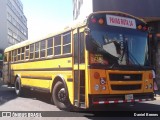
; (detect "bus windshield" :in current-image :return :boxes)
[90,29,148,66]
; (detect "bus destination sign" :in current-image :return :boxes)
[106,15,136,29]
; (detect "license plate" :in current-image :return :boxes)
[125,94,133,100]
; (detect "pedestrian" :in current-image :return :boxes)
[152,70,158,96]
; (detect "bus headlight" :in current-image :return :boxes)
[94,84,99,91]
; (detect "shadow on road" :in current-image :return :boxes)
[21,89,52,104]
[0,80,17,106]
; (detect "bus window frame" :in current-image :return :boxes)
[54,35,62,56]
[47,37,54,57]
[30,44,35,60]
[25,45,30,60]
[40,40,46,58]
[35,42,40,59]
[62,32,71,54]
[17,48,21,61]
[21,47,25,61]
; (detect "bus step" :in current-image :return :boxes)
[80,102,85,108]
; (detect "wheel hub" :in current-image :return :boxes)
[58,88,66,102]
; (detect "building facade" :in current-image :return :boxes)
[0,0,28,76]
[73,0,160,87]
[0,0,28,50]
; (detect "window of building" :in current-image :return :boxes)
[47,37,53,56]
[8,29,12,36]
[40,40,46,58]
[54,35,61,56]
[62,32,71,54]
[35,42,40,58]
[7,13,12,22]
[12,18,16,26]
[8,0,12,8]
[13,32,17,39]
[30,44,34,59]
[8,35,13,44]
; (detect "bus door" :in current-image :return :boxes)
[3,52,11,85]
[73,28,86,108]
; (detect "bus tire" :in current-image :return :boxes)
[52,81,71,110]
[14,77,23,96]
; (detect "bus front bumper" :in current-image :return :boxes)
[89,93,154,105]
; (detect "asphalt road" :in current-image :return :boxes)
[0,79,160,120]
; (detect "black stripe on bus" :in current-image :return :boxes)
[21,76,52,80]
[12,67,72,71]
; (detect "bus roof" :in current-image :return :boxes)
[4,11,146,53]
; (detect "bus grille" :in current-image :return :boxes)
[111,84,141,90]
[109,74,142,81]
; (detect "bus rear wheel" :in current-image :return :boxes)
[15,77,23,96]
[52,81,71,110]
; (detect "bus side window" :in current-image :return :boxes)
[54,35,61,56]
[13,50,17,62]
[47,37,53,56]
[40,40,46,58]
[25,46,29,60]
[63,32,71,54]
[21,47,25,60]
[35,42,40,59]
[17,48,21,61]
[30,44,34,59]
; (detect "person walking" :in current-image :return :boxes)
[152,70,158,96]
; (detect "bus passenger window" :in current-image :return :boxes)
[17,48,21,61]
[63,33,71,54]
[21,47,24,60]
[47,37,53,56]
[30,44,34,59]
[54,35,61,56]
[35,42,40,58]
[25,46,29,59]
[14,50,17,61]
[40,40,46,58]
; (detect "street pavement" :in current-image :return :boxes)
[0,78,160,120]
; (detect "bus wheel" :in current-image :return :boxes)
[14,77,22,96]
[52,81,71,110]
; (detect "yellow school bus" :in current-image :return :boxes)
[3,11,154,110]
